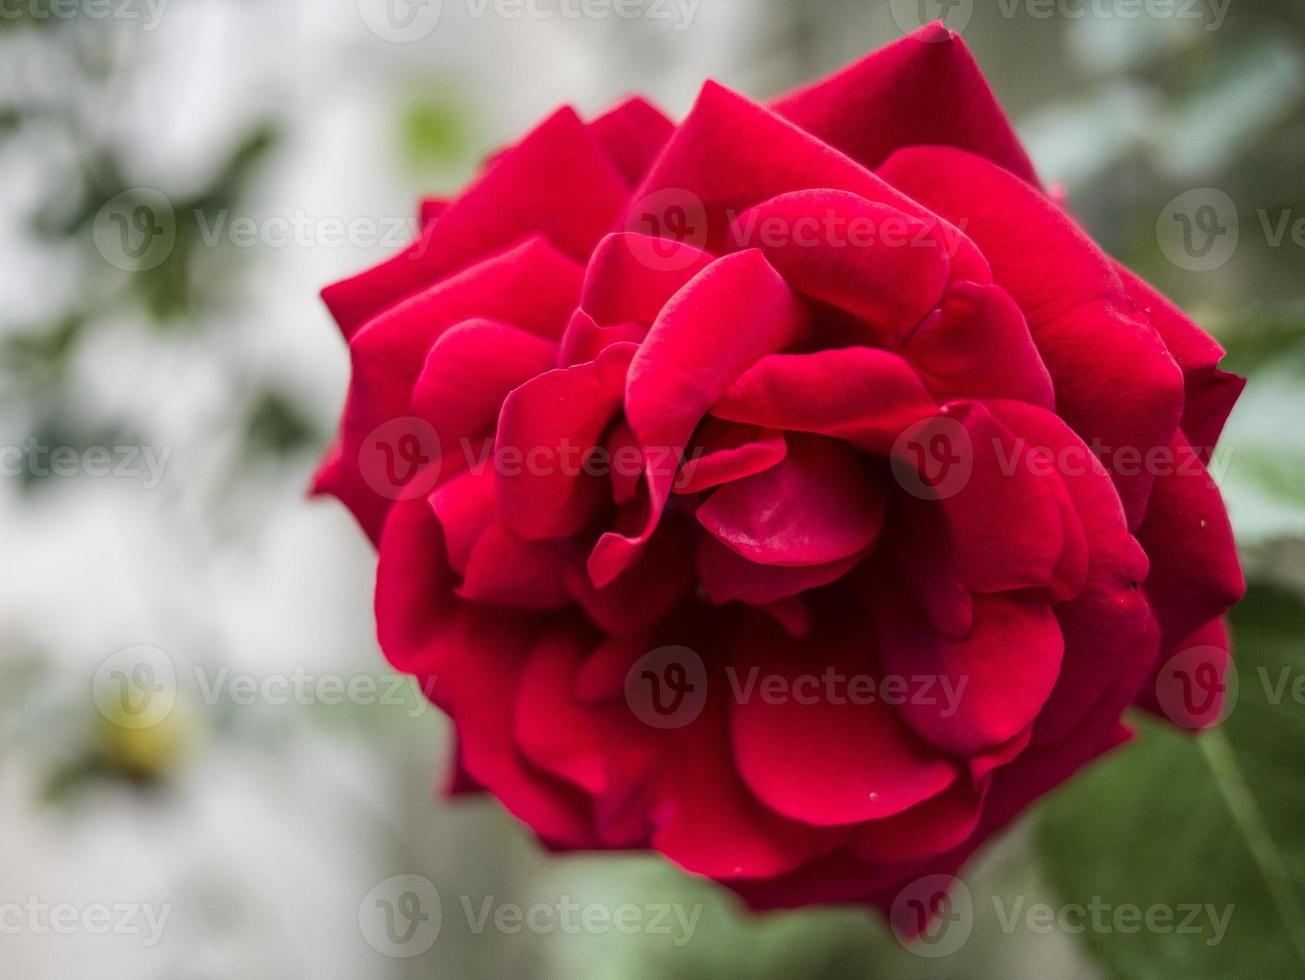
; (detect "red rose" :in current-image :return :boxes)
[314,24,1245,920]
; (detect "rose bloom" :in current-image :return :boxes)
[314,24,1244,925]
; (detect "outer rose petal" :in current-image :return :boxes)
[588,96,676,187]
[410,318,557,450]
[1136,432,1245,650]
[982,399,1158,745]
[729,619,959,826]
[1116,265,1246,459]
[771,23,1039,185]
[880,146,1185,528]
[627,79,987,280]
[437,613,597,847]
[874,585,1065,756]
[375,482,458,675]
[321,107,627,335]
[320,238,582,542]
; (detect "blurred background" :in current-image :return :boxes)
[1,1,1303,977]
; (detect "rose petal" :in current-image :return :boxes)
[697,435,885,566]
[729,620,958,825]
[772,23,1039,184]
[712,347,936,454]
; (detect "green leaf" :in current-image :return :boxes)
[1037,584,1305,978]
